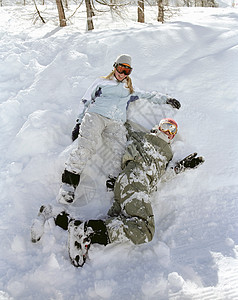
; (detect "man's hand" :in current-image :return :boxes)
[174,153,205,174]
[166,98,181,109]
[106,175,117,191]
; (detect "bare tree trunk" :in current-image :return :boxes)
[157,0,164,23]
[208,0,217,7]
[63,0,68,9]
[183,0,190,7]
[33,0,46,23]
[194,0,198,7]
[85,0,94,31]
[56,0,66,27]
[89,0,95,16]
[138,0,145,23]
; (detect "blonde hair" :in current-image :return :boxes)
[103,70,134,94]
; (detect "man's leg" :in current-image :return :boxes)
[68,219,110,267]
[106,163,155,245]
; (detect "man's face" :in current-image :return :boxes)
[160,129,175,140]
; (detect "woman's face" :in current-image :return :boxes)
[114,68,128,82]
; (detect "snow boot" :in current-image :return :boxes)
[57,183,76,204]
[57,170,80,205]
[68,219,110,267]
[68,220,92,267]
[31,204,54,243]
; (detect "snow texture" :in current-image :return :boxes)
[0,1,238,299]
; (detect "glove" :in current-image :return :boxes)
[166,98,181,109]
[106,175,117,191]
[71,120,81,141]
[174,153,205,174]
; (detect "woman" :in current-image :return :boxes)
[58,54,181,205]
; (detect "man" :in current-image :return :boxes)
[31,118,204,267]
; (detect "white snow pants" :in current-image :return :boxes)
[65,112,127,176]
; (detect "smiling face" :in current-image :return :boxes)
[114,68,128,82]
[113,63,132,82]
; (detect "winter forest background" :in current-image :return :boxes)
[1,0,238,299]
[0,0,231,28]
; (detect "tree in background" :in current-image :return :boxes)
[192,0,217,6]
[85,0,130,30]
[56,0,67,26]
[33,0,46,23]
[157,0,164,23]
[63,0,69,9]
[138,0,145,23]
[183,0,192,6]
[4,0,219,28]
[85,0,94,30]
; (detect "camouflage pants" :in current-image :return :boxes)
[106,161,155,245]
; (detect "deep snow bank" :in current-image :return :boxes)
[0,5,238,300]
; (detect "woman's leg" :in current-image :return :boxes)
[66,113,106,174]
[58,113,106,204]
[102,121,127,177]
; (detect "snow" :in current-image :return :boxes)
[0,2,238,299]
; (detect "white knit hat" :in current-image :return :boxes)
[115,54,132,67]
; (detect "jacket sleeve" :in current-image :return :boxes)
[77,78,102,123]
[77,100,90,123]
[121,124,145,169]
[121,143,139,169]
[133,87,171,105]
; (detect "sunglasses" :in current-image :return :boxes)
[114,63,132,76]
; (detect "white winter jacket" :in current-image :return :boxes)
[77,77,170,123]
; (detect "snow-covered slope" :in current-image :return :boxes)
[0,4,238,300]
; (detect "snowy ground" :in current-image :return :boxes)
[0,2,238,300]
